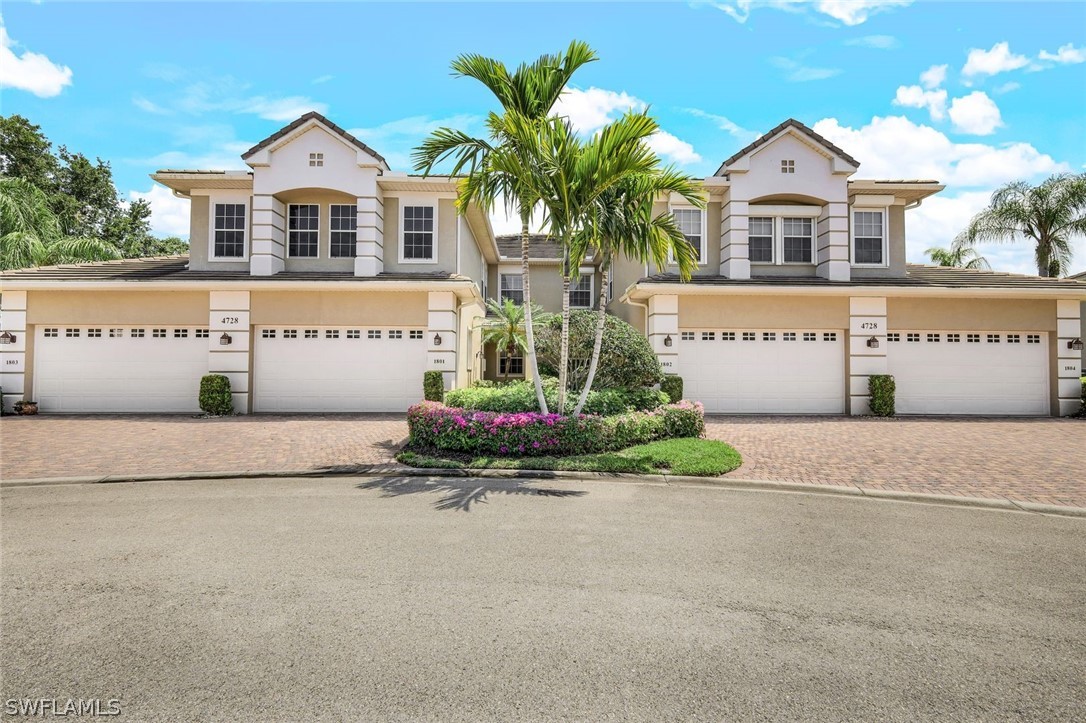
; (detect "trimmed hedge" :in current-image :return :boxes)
[660,375,683,405]
[423,371,445,402]
[406,400,705,457]
[444,379,668,415]
[868,374,896,417]
[199,374,233,416]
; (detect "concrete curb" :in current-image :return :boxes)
[3,466,1084,518]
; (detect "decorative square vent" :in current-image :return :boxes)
[781,159,795,174]
[309,152,324,167]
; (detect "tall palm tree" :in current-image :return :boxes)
[0,176,120,270]
[569,170,702,414]
[479,298,545,381]
[413,41,598,413]
[956,173,1086,277]
[925,240,991,270]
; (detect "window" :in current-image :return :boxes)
[803,332,817,342]
[907,333,920,343]
[570,275,592,308]
[131,329,144,338]
[330,204,357,258]
[853,210,885,265]
[88,328,102,338]
[409,330,424,340]
[195,329,209,339]
[673,208,703,263]
[153,329,166,338]
[262,329,276,339]
[308,152,323,167]
[782,218,813,264]
[701,332,715,341]
[288,204,319,258]
[1027,334,1040,344]
[367,330,381,339]
[44,328,58,337]
[174,329,188,338]
[1007,334,1020,344]
[749,217,774,263]
[213,203,246,258]
[681,331,695,341]
[283,329,298,339]
[389,330,403,340]
[783,332,796,342]
[500,273,524,305]
[304,329,318,339]
[823,332,837,342]
[967,334,980,343]
[325,330,339,339]
[927,333,940,343]
[987,334,1000,343]
[947,333,960,343]
[347,329,361,339]
[763,332,776,341]
[722,332,736,341]
[401,204,435,261]
[109,328,123,338]
[781,160,795,174]
[499,355,525,376]
[888,333,900,343]
[742,332,756,341]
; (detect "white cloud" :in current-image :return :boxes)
[647,131,703,165]
[552,87,644,133]
[0,18,73,97]
[893,85,947,120]
[1037,43,1086,65]
[844,34,899,49]
[682,108,759,144]
[948,91,1003,135]
[140,74,327,122]
[770,56,842,82]
[994,81,1020,94]
[710,0,911,25]
[350,114,481,144]
[240,96,328,122]
[962,41,1029,77]
[312,74,334,84]
[130,185,191,239]
[919,64,947,89]
[133,95,170,115]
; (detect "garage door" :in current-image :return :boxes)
[34,326,209,413]
[887,331,1049,415]
[253,326,427,412]
[681,329,845,413]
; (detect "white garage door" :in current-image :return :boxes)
[887,331,1049,415]
[34,326,209,413]
[681,329,846,414]
[253,326,427,412]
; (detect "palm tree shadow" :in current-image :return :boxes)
[355,476,587,512]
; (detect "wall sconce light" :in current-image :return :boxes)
[663,334,673,347]
[0,331,14,345]
[219,333,232,346]
[1070,338,1084,351]
[433,333,443,346]
[866,336,880,349]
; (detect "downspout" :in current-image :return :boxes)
[456,216,462,276]
[905,198,923,211]
[626,298,650,336]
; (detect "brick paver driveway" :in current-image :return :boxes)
[2,414,1084,508]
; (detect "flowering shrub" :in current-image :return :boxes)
[444,379,668,415]
[406,400,705,457]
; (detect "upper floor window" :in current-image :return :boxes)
[749,217,774,263]
[500,273,524,305]
[212,203,246,259]
[309,152,324,167]
[781,160,795,174]
[570,275,593,308]
[288,204,319,258]
[672,208,704,263]
[401,204,436,261]
[329,204,357,258]
[782,217,813,264]
[853,210,885,266]
[749,212,817,265]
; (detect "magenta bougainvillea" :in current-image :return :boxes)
[407,400,704,456]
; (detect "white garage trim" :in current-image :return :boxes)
[33,325,210,413]
[887,330,1049,415]
[253,325,427,412]
[680,328,846,414]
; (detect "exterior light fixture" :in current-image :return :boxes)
[663,334,673,347]
[866,336,880,349]
[219,333,232,346]
[1070,338,1084,351]
[433,333,443,346]
[0,331,14,345]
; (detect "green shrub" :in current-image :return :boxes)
[423,371,445,402]
[868,374,896,417]
[198,374,233,416]
[660,375,683,403]
[535,310,663,390]
[445,378,668,415]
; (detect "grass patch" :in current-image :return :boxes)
[397,438,742,477]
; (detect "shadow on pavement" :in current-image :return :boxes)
[355,476,587,512]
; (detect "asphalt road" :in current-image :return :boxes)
[2,476,1084,722]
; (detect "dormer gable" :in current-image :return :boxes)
[242,112,389,170]
[716,118,859,177]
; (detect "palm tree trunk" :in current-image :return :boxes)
[557,247,572,414]
[572,262,609,415]
[519,214,548,413]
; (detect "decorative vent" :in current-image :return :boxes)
[308,152,324,167]
[781,159,795,174]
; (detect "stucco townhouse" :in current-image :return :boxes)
[1,113,1083,416]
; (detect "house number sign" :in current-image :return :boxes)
[220,316,241,326]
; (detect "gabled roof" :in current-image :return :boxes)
[495,234,563,260]
[715,118,860,176]
[241,111,388,166]
[1069,270,1086,280]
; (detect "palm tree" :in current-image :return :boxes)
[925,240,991,270]
[0,176,120,270]
[479,298,545,381]
[569,170,702,414]
[956,173,1086,277]
[413,41,598,413]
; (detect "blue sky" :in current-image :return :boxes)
[2,0,1085,274]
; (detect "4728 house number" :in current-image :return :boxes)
[220,317,240,325]
[859,322,880,330]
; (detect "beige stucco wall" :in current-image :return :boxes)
[887,297,1055,331]
[678,295,850,329]
[26,291,210,324]
[459,218,487,295]
[250,290,428,326]
[187,196,210,270]
[381,197,458,274]
[188,193,252,274]
[278,189,360,273]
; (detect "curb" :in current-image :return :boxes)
[3,466,1084,518]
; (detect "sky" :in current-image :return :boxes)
[2,0,1085,275]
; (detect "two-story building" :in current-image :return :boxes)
[1,113,1083,416]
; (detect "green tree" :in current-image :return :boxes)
[480,298,546,381]
[413,41,598,414]
[957,173,1086,277]
[0,115,59,192]
[925,240,990,270]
